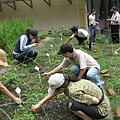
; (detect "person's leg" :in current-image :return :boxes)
[13,52,27,63]
[93,26,96,43]
[111,25,116,43]
[113,25,119,43]
[89,39,92,50]
[71,65,87,79]
[0,82,22,104]
[89,26,94,43]
[75,36,84,44]
[86,67,101,86]
[67,98,104,120]
[72,110,93,120]
[31,50,38,60]
[21,49,38,63]
[26,49,38,60]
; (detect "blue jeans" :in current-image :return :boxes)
[71,65,101,86]
[89,25,96,43]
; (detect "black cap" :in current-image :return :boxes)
[110,6,117,11]
[29,29,38,39]
[57,44,73,55]
[71,26,78,32]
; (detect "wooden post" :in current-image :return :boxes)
[79,0,86,29]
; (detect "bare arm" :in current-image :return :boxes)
[31,92,58,112]
[107,19,119,23]
[77,68,86,79]
[65,37,72,44]
[91,97,99,104]
[116,47,120,52]
[87,34,90,40]
[42,65,62,77]
[0,82,22,104]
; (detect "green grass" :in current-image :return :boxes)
[0,21,120,119]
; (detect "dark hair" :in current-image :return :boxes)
[25,29,30,35]
[24,29,31,42]
[89,8,96,16]
[91,8,96,13]
[57,43,73,55]
[71,26,78,32]
[56,76,78,90]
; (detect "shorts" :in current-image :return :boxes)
[67,98,106,119]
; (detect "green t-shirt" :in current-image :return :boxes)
[64,79,110,116]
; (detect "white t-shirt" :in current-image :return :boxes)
[111,11,120,25]
[89,14,96,25]
[70,29,89,38]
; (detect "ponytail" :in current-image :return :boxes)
[25,29,30,35]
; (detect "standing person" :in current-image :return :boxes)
[32,73,110,120]
[107,6,120,43]
[88,9,99,45]
[65,26,92,50]
[0,49,22,104]
[13,29,39,66]
[42,43,101,87]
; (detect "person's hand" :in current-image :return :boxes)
[32,43,38,47]
[13,97,22,104]
[42,72,50,77]
[96,22,99,25]
[31,103,41,112]
[35,39,40,43]
[107,19,112,21]
[114,51,118,55]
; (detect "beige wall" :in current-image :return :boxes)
[0,0,83,32]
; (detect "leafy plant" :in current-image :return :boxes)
[0,14,33,57]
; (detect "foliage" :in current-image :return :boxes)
[0,15,33,56]
[0,27,120,119]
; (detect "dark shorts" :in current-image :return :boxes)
[67,98,106,119]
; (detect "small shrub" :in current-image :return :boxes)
[0,15,33,57]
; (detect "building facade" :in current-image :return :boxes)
[0,0,119,32]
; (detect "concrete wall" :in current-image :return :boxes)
[0,0,81,32]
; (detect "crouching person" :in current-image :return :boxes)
[31,73,110,120]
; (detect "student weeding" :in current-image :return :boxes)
[13,29,39,66]
[42,43,101,87]
[32,73,110,120]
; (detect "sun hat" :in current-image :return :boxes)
[0,49,9,67]
[29,29,38,39]
[48,73,65,94]
[57,43,73,55]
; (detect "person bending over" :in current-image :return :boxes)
[65,26,92,50]
[42,43,101,87]
[13,29,40,66]
[32,73,110,120]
